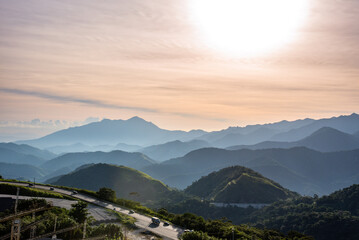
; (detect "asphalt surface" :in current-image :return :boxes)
[0,181,183,240]
[0,194,117,222]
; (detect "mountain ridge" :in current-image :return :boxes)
[17,117,207,148]
[42,150,156,174]
[141,147,359,195]
[227,127,359,152]
[139,139,211,162]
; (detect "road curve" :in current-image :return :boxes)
[0,181,183,240]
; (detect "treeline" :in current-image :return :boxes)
[156,185,359,240]
[94,188,312,239]
[246,185,359,240]
[163,210,312,240]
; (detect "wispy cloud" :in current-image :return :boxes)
[0,0,358,132]
[0,88,158,113]
[0,88,227,122]
[0,117,100,129]
[0,117,101,142]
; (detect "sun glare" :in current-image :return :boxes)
[189,0,309,58]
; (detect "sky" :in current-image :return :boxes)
[0,0,358,141]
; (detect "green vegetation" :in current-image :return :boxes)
[3,178,358,239]
[69,201,89,223]
[245,184,359,240]
[52,163,174,205]
[0,198,122,239]
[110,210,137,229]
[105,197,312,239]
[173,213,312,240]
[97,187,116,202]
[162,185,359,240]
[164,198,256,224]
[185,166,299,203]
[181,231,218,240]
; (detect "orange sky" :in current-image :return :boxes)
[0,0,358,140]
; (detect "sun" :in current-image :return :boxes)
[189,0,309,58]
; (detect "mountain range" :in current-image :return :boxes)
[45,142,142,155]
[0,142,55,166]
[0,162,45,180]
[141,147,359,196]
[14,113,359,153]
[139,139,211,162]
[199,113,359,147]
[269,113,359,142]
[227,127,359,152]
[0,142,56,160]
[17,116,206,149]
[41,150,155,174]
[1,113,358,198]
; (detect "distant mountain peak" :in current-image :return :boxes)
[307,126,348,137]
[127,116,147,122]
[100,118,111,122]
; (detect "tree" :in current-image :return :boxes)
[97,187,116,202]
[69,201,89,223]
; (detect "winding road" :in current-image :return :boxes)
[0,181,183,240]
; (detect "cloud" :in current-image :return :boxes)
[0,88,157,113]
[0,117,101,142]
[0,117,100,129]
[0,88,227,122]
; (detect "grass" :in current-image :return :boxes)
[107,209,137,229]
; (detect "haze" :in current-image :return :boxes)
[0,0,358,140]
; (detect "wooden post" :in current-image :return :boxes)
[30,212,36,238]
[14,187,19,214]
[10,219,21,240]
[83,219,87,239]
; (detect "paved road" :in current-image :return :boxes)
[0,181,183,240]
[0,194,117,222]
[0,194,77,209]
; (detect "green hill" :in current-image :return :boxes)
[52,163,172,205]
[185,166,299,203]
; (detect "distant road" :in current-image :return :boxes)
[0,181,182,240]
